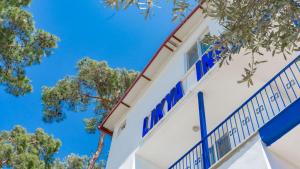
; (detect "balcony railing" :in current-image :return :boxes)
[169,55,300,169]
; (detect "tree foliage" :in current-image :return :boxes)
[0,0,58,96]
[53,154,106,169]
[0,125,61,169]
[203,0,300,86]
[103,0,300,86]
[42,57,138,133]
[0,126,105,169]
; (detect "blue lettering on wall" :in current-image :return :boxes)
[142,117,149,136]
[142,81,184,137]
[196,48,223,81]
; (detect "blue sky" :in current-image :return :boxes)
[0,0,180,161]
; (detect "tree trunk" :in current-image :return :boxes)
[1,160,7,168]
[88,132,106,169]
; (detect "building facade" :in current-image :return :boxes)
[99,4,300,169]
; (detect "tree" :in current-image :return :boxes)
[103,0,300,86]
[0,125,61,169]
[87,133,105,169]
[0,125,105,169]
[42,57,138,168]
[0,0,58,96]
[53,154,106,169]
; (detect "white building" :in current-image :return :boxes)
[99,4,300,169]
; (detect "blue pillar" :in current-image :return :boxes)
[197,92,210,169]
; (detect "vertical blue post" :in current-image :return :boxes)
[197,92,210,169]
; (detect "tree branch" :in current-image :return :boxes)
[81,93,112,111]
[81,94,111,103]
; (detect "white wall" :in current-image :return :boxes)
[216,134,300,169]
[106,11,300,169]
[216,135,270,169]
[116,151,135,169]
[135,155,162,169]
[265,148,299,169]
[106,17,220,169]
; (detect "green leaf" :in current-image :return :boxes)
[41,57,138,132]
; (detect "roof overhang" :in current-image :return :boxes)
[98,2,206,135]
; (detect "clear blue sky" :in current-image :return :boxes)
[0,0,180,161]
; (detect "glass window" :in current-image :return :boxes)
[197,33,211,57]
[185,33,211,71]
[216,132,231,159]
[186,43,199,70]
[209,145,216,165]
[208,132,231,164]
[199,42,210,56]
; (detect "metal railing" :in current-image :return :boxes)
[169,55,300,169]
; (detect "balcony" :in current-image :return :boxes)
[168,55,300,169]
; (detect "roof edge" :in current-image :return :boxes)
[99,2,205,135]
[99,126,113,136]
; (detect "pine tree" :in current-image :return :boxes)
[42,57,138,168]
[0,0,58,96]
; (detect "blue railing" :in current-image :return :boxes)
[169,56,300,169]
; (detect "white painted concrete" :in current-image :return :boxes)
[214,135,270,169]
[135,155,162,169]
[105,7,300,169]
[106,15,218,169]
[118,152,135,169]
[136,93,200,168]
[265,150,299,169]
[210,134,300,169]
[268,125,300,168]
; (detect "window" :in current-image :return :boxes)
[186,43,199,70]
[199,41,210,56]
[208,132,231,164]
[209,145,216,165]
[185,33,211,71]
[216,132,231,159]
